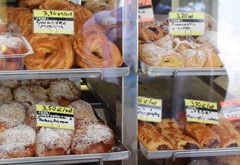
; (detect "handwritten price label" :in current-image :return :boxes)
[220,99,240,121]
[36,104,75,130]
[185,99,219,124]
[169,12,205,36]
[138,0,154,22]
[33,10,74,35]
[137,96,162,122]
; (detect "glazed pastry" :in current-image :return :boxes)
[13,85,48,107]
[39,0,93,33]
[0,87,13,103]
[138,122,173,151]
[0,102,26,132]
[25,102,59,131]
[154,34,175,49]
[139,44,184,67]
[84,0,110,13]
[139,21,165,42]
[185,123,220,148]
[73,30,123,68]
[71,123,114,154]
[155,119,200,150]
[0,125,36,159]
[209,119,240,148]
[25,34,74,70]
[48,79,81,106]
[19,0,44,8]
[36,127,74,156]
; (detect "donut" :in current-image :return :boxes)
[19,0,44,8]
[0,125,36,159]
[71,123,114,154]
[48,79,81,106]
[13,85,48,108]
[0,87,13,103]
[24,34,74,70]
[39,0,93,33]
[0,102,26,132]
[25,102,59,131]
[139,21,165,42]
[73,30,123,68]
[36,127,74,156]
[69,100,98,129]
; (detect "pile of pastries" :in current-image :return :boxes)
[0,79,115,159]
[138,19,223,68]
[3,0,123,69]
[138,117,240,151]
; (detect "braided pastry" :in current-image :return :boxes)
[19,0,44,9]
[73,30,123,68]
[39,0,93,33]
[24,34,74,70]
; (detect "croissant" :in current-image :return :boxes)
[25,34,74,70]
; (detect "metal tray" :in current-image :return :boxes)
[0,65,130,80]
[140,143,240,160]
[0,142,129,165]
[140,62,228,77]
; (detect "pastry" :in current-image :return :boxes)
[39,0,93,33]
[0,125,36,159]
[94,10,116,30]
[138,122,173,151]
[71,123,114,154]
[139,21,165,42]
[215,156,240,165]
[36,127,74,156]
[30,79,57,89]
[0,102,26,132]
[180,48,207,67]
[84,0,110,13]
[19,0,44,8]
[154,34,175,49]
[155,119,200,150]
[185,123,220,148]
[73,30,123,68]
[13,85,48,108]
[139,44,184,67]
[48,79,81,106]
[25,102,59,131]
[25,34,74,70]
[231,120,240,132]
[0,87,13,103]
[0,80,21,89]
[209,119,240,148]
[69,100,98,129]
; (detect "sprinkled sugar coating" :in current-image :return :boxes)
[0,87,13,102]
[2,37,24,48]
[0,102,26,130]
[48,79,81,106]
[71,124,114,154]
[0,125,36,159]
[36,127,74,156]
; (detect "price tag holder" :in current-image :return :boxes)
[169,12,205,36]
[185,99,219,124]
[36,104,75,130]
[33,10,74,35]
[137,96,162,122]
[138,0,154,22]
[220,99,240,121]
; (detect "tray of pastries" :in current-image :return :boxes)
[138,14,228,76]
[0,0,129,78]
[0,78,129,164]
[138,116,240,159]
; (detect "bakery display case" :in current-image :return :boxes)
[0,0,138,164]
[138,0,240,164]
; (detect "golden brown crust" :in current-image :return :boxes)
[19,0,44,9]
[209,119,240,148]
[138,122,173,151]
[25,34,74,70]
[185,123,220,148]
[73,29,123,68]
[139,21,165,42]
[155,119,200,150]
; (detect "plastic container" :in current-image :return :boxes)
[0,33,33,70]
